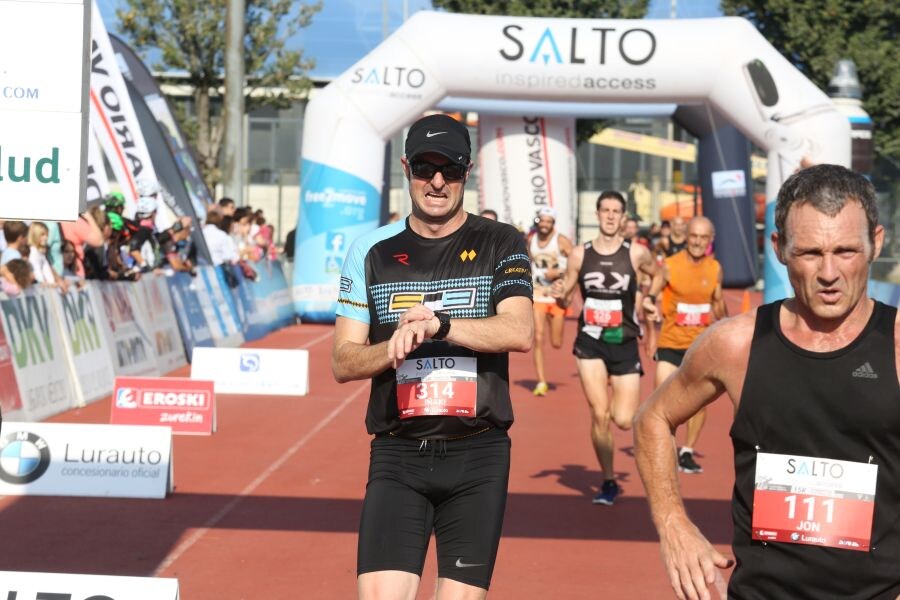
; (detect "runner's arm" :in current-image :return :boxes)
[553,244,583,307]
[712,267,727,319]
[636,244,663,321]
[332,316,392,383]
[634,322,741,600]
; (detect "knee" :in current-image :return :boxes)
[613,415,634,431]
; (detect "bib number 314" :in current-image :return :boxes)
[396,356,477,418]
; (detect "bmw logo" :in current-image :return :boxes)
[0,431,51,484]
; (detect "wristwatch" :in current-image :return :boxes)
[432,311,451,340]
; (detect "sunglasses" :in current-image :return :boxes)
[409,160,468,181]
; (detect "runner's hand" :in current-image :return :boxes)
[643,296,660,322]
[388,319,431,367]
[397,304,434,328]
[659,517,733,600]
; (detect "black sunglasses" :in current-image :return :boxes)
[409,160,468,181]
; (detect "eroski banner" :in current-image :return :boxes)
[0,421,173,499]
[0,571,179,600]
[0,0,90,220]
[478,114,576,236]
[89,0,157,213]
[297,13,852,319]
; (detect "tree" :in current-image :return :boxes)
[432,0,650,142]
[721,0,900,161]
[117,0,321,190]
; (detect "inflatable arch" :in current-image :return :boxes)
[294,13,850,322]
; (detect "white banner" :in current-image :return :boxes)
[0,571,179,600]
[92,282,160,377]
[0,0,90,220]
[478,114,576,236]
[0,289,77,421]
[0,421,173,498]
[131,275,187,374]
[85,129,111,205]
[51,285,115,405]
[191,347,309,396]
[89,0,157,214]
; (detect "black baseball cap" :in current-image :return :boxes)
[405,114,471,165]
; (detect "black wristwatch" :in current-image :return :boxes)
[432,311,451,340]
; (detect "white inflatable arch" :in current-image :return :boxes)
[293,13,850,322]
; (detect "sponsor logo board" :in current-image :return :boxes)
[0,571,178,599]
[0,421,173,499]
[111,376,216,435]
[191,347,309,396]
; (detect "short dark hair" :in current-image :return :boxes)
[775,163,878,250]
[3,220,27,244]
[5,258,33,288]
[596,190,626,211]
[480,209,498,219]
[218,197,235,208]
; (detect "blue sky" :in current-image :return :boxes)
[96,0,722,79]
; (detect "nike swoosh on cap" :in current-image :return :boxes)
[425,131,447,137]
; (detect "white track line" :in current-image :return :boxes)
[155,328,361,575]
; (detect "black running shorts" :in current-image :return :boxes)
[357,428,511,590]
[654,347,687,367]
[572,334,644,376]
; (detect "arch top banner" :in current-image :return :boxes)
[295,13,851,320]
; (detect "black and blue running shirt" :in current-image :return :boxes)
[336,214,533,439]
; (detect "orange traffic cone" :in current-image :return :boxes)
[741,289,751,314]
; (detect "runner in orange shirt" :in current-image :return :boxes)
[646,216,726,473]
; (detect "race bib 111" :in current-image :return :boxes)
[751,452,877,552]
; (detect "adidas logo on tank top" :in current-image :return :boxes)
[852,362,879,379]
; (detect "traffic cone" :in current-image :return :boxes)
[741,289,751,314]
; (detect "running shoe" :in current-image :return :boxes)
[592,480,620,505]
[532,381,549,396]
[678,450,703,474]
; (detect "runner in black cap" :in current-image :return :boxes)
[333,113,534,599]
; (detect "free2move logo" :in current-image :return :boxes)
[0,430,51,484]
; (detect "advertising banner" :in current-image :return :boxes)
[477,114,576,236]
[110,35,212,220]
[195,266,244,348]
[131,275,187,374]
[0,289,77,422]
[88,0,158,214]
[0,0,90,220]
[51,285,115,406]
[164,272,215,361]
[0,306,23,420]
[0,571,179,600]
[250,260,295,331]
[191,347,309,396]
[92,282,160,377]
[85,130,111,207]
[112,376,215,435]
[222,265,271,342]
[0,421,173,498]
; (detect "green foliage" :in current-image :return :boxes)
[117,0,321,188]
[433,0,649,143]
[721,0,900,161]
[432,0,648,18]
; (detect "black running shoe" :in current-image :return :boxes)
[592,480,621,505]
[678,450,703,474]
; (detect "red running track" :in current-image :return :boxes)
[0,290,757,598]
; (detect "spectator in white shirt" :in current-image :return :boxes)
[202,210,238,266]
[27,222,69,292]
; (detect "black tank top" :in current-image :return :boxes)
[730,300,900,599]
[665,235,687,256]
[577,240,639,343]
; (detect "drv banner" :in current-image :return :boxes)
[477,115,576,238]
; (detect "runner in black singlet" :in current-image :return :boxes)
[554,190,660,506]
[332,114,533,600]
[635,164,900,600]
